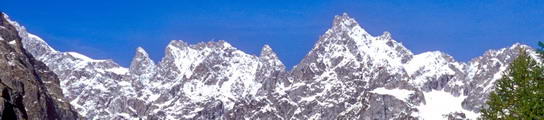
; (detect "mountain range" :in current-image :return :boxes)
[2,12,537,119]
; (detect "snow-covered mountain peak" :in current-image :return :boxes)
[166,40,189,50]
[133,46,152,60]
[472,43,532,63]
[295,13,414,80]
[165,40,234,55]
[136,46,148,54]
[465,43,536,86]
[510,42,529,49]
[405,51,449,74]
[380,31,392,40]
[460,43,537,113]
[160,40,237,76]
[2,13,57,60]
[406,51,458,69]
[318,15,411,70]
[200,40,233,49]
[260,44,279,60]
[259,44,286,71]
[130,46,156,76]
[404,51,464,88]
[260,44,273,54]
[331,13,367,34]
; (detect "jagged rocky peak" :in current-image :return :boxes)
[259,44,285,70]
[1,13,57,61]
[163,40,189,56]
[331,13,368,34]
[470,43,533,64]
[164,40,234,58]
[498,43,532,56]
[167,40,189,48]
[161,40,190,67]
[161,40,235,67]
[317,13,369,45]
[466,43,535,85]
[379,31,392,40]
[260,44,275,57]
[312,13,369,49]
[461,43,535,113]
[199,40,233,49]
[310,13,412,68]
[511,42,531,49]
[130,47,156,75]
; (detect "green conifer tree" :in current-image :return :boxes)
[480,47,544,120]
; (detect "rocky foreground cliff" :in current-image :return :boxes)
[0,13,80,119]
[7,12,537,120]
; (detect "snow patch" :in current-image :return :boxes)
[404,51,461,87]
[416,90,479,120]
[118,81,131,86]
[8,40,16,45]
[106,67,129,75]
[370,87,414,101]
[67,52,94,61]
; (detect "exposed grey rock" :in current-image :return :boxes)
[130,47,156,77]
[13,12,136,119]
[14,12,535,120]
[461,43,534,112]
[0,12,81,119]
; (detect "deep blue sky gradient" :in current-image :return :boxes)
[3,0,544,68]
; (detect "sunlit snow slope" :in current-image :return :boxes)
[9,12,538,120]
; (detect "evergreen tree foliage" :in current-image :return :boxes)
[480,47,544,120]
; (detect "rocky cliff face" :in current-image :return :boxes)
[0,13,80,119]
[15,12,536,120]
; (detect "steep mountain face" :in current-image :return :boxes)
[0,13,80,119]
[15,12,536,120]
[11,14,133,119]
[285,13,419,119]
[462,44,532,113]
[23,35,132,119]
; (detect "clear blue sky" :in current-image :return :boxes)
[3,0,544,68]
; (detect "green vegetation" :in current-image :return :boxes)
[481,43,544,119]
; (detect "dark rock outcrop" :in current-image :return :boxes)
[0,12,80,119]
